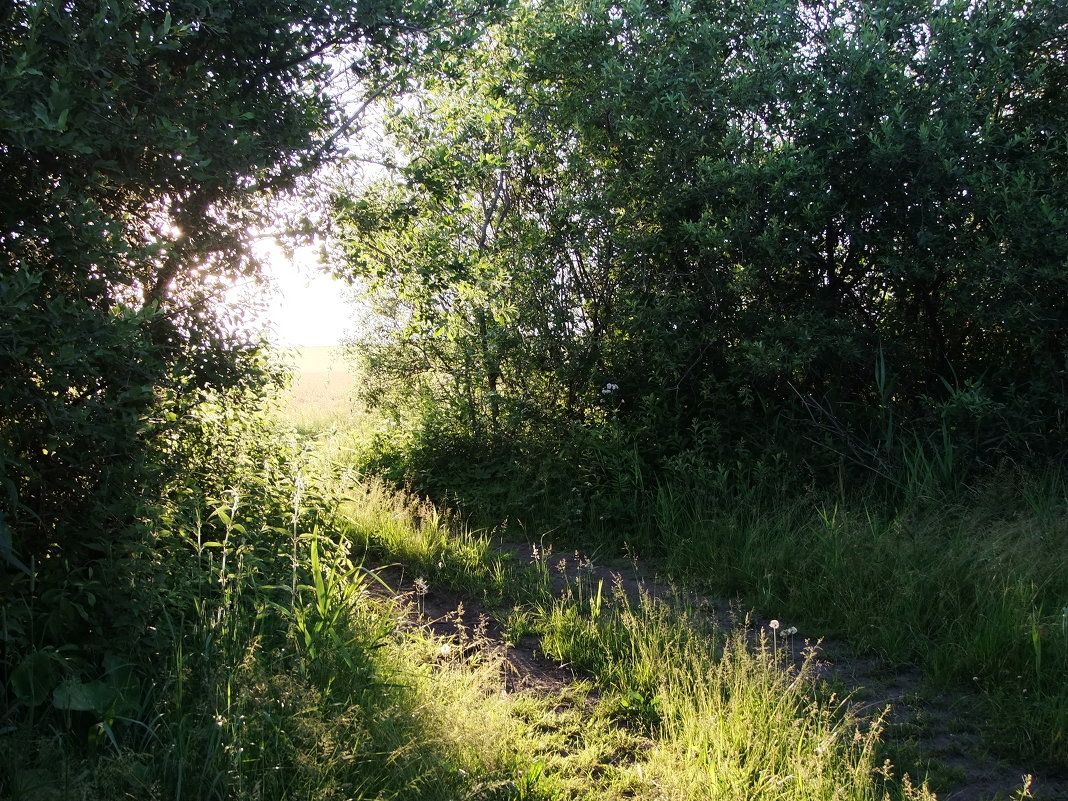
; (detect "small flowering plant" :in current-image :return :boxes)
[412,576,429,613]
[767,619,797,659]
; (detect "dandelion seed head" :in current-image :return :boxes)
[769,619,780,630]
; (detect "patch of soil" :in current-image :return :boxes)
[368,564,578,697]
[365,546,1067,801]
[492,541,1067,801]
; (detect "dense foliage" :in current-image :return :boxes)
[334,2,1068,766]
[0,0,471,563]
[338,0,1068,499]
[3,0,1067,788]
[0,0,491,786]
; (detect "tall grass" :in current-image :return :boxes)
[534,576,929,800]
[556,464,1068,769]
[330,480,949,800]
[91,462,929,801]
[14,347,1042,797]
[133,479,570,801]
[0,438,553,799]
[15,388,1048,798]
[658,479,1067,765]
[350,409,1068,769]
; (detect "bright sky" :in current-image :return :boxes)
[252,239,357,347]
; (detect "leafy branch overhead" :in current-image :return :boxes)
[0,0,495,558]
[336,0,1068,471]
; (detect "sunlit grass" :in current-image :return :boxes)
[329,475,939,801]
[279,346,359,434]
[641,476,1068,767]
[11,411,1049,799]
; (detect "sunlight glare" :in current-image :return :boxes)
[253,239,356,347]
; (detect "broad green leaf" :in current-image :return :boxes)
[53,680,118,714]
[11,650,63,707]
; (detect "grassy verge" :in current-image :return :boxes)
[2,460,936,800]
[353,420,1068,770]
[12,363,1047,800]
[631,474,1068,768]
[282,355,1067,774]
[3,422,941,801]
[333,475,945,800]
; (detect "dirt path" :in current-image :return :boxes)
[373,541,1066,801]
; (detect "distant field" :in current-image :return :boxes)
[280,346,358,433]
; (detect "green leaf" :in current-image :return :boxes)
[11,650,64,707]
[53,680,118,714]
[0,512,30,575]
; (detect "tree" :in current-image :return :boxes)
[0,0,488,560]
[335,5,644,453]
[339,0,1068,480]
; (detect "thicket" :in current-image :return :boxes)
[339,0,1068,488]
[4,0,1067,788]
[0,0,490,792]
[335,0,1068,767]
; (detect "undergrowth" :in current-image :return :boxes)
[1,413,943,801]
[0,417,542,799]
[4,393,1056,799]
[337,416,1068,772]
[332,472,943,800]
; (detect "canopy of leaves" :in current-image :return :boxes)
[0,0,489,559]
[337,0,1068,483]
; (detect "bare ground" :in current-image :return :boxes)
[367,542,1067,801]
